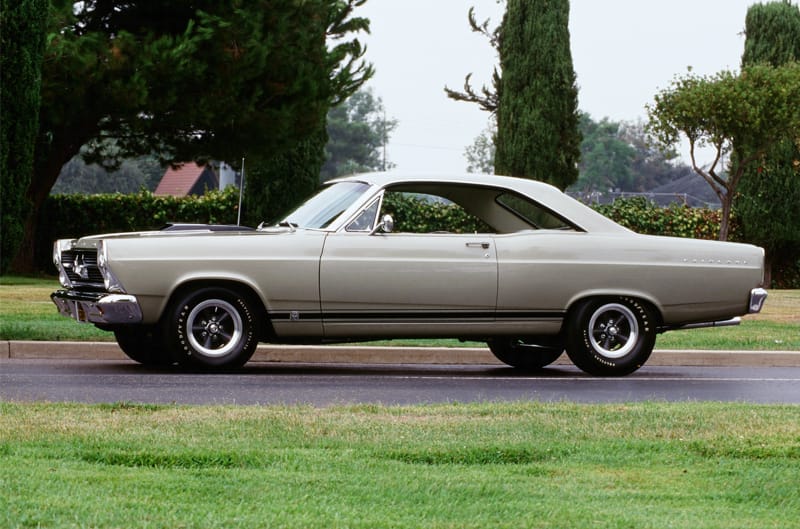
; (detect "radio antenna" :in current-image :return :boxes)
[237,157,245,226]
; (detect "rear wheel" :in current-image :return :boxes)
[565,297,657,376]
[114,326,174,366]
[487,338,564,369]
[165,287,258,369]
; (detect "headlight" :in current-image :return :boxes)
[97,240,126,293]
[53,239,75,288]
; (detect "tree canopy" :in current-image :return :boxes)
[0,0,47,273]
[646,63,800,240]
[493,0,581,188]
[9,0,372,271]
[445,0,581,190]
[321,88,398,180]
[735,0,800,285]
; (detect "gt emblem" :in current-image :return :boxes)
[290,311,300,321]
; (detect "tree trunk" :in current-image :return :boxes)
[9,131,88,273]
[718,195,732,242]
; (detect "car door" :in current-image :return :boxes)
[319,231,498,338]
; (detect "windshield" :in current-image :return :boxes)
[280,181,371,229]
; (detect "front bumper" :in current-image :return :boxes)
[51,290,143,325]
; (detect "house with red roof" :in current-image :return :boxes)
[154,162,219,196]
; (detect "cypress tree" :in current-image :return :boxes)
[0,0,47,273]
[494,0,581,189]
[736,1,800,286]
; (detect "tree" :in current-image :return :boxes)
[574,114,636,192]
[446,0,581,190]
[493,0,580,188]
[51,154,164,194]
[464,117,496,174]
[321,88,399,180]
[444,7,500,114]
[735,1,800,285]
[646,63,800,241]
[241,1,374,226]
[11,0,372,271]
[618,120,691,192]
[0,0,47,273]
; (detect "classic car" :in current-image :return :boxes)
[51,172,768,376]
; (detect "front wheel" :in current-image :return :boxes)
[114,326,175,366]
[565,297,657,376]
[487,338,564,369]
[165,287,258,369]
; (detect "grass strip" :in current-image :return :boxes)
[1,401,798,528]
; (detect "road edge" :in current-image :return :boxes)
[3,341,800,367]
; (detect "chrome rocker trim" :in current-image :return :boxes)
[51,290,143,325]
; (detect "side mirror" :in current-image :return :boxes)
[371,214,394,234]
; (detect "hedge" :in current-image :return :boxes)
[592,196,740,240]
[35,188,239,271]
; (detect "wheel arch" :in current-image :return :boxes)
[163,278,274,341]
[564,290,664,329]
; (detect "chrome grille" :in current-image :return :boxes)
[60,249,105,289]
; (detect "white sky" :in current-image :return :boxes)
[356,0,754,172]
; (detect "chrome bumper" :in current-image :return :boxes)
[748,288,768,314]
[51,290,142,325]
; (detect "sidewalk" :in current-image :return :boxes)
[3,341,800,367]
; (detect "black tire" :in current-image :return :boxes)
[487,338,564,369]
[114,326,174,366]
[565,296,657,376]
[165,287,258,369]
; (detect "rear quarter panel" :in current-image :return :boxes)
[495,231,764,326]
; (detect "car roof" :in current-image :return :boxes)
[330,172,631,234]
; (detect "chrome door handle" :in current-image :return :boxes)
[466,242,490,249]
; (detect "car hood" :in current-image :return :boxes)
[72,226,295,247]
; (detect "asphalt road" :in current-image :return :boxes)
[2,358,800,405]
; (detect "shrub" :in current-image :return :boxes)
[36,188,240,271]
[592,197,737,241]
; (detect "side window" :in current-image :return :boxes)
[380,191,493,234]
[346,199,380,232]
[496,192,575,230]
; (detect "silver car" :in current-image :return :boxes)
[52,173,767,376]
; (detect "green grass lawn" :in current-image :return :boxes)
[1,275,798,349]
[2,401,799,529]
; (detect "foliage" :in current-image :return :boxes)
[465,114,693,191]
[34,188,240,271]
[646,63,800,240]
[446,0,581,189]
[10,0,372,272]
[618,120,693,191]
[244,127,327,226]
[494,0,581,189]
[0,0,47,273]
[735,1,800,286]
[593,197,736,241]
[574,113,636,191]
[51,153,164,194]
[741,0,800,66]
[444,7,501,113]
[464,117,496,174]
[381,193,492,234]
[321,88,399,180]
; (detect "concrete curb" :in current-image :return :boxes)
[3,341,799,367]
